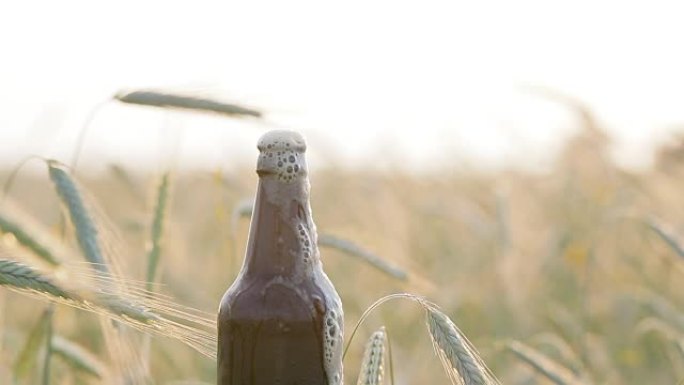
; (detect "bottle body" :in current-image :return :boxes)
[218,131,343,385]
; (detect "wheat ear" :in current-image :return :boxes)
[344,294,499,385]
[506,340,588,385]
[427,307,496,385]
[114,89,262,118]
[0,211,61,266]
[1,256,216,359]
[0,259,70,299]
[318,234,408,280]
[47,161,109,274]
[644,218,684,259]
[146,172,170,290]
[357,326,387,385]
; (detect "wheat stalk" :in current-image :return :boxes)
[356,326,387,385]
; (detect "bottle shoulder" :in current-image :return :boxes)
[219,273,341,323]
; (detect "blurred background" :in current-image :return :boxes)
[2,1,684,384]
[3,0,684,173]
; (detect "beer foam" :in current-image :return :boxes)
[323,306,344,385]
[257,130,306,152]
[257,130,308,183]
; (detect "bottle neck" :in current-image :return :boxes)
[241,174,319,279]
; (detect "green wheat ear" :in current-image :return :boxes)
[146,172,171,291]
[47,160,109,274]
[114,89,263,118]
[0,259,71,300]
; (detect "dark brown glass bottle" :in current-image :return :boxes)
[218,131,344,385]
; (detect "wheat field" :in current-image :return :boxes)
[2,99,684,384]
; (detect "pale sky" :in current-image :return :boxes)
[1,0,684,173]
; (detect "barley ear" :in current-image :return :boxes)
[344,294,498,385]
[356,326,387,385]
[426,307,499,385]
[47,160,109,274]
[0,259,71,299]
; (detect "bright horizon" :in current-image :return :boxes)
[2,0,684,173]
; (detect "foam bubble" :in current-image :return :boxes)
[257,130,306,152]
[322,307,344,385]
[256,131,309,183]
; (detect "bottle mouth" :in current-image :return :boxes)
[256,130,308,182]
[257,130,307,153]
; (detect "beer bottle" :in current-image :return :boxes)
[218,130,344,385]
